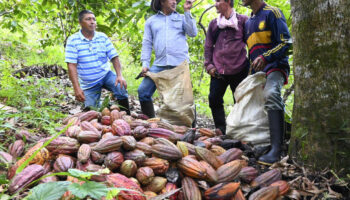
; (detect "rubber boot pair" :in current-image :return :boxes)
[259,110,284,164]
[140,101,155,118]
[117,98,131,115]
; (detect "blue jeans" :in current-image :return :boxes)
[83,71,128,108]
[138,65,176,102]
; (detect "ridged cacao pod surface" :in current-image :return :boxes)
[181,177,201,200]
[8,164,45,194]
[120,160,138,177]
[248,186,279,200]
[204,182,240,200]
[104,151,124,171]
[136,167,155,185]
[77,144,91,163]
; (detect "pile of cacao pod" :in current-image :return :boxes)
[1,106,291,200]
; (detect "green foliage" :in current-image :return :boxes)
[23,169,133,200]
[25,181,71,200]
[68,182,109,199]
[0,60,67,133]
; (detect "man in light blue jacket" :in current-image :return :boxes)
[138,0,198,118]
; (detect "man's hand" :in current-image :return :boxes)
[141,67,149,77]
[115,76,127,89]
[251,56,266,72]
[184,0,194,11]
[208,68,217,77]
[74,87,85,102]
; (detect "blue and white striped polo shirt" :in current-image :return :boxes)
[65,30,118,90]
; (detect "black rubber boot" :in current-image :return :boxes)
[117,98,130,115]
[259,110,284,164]
[140,101,155,118]
[210,107,226,135]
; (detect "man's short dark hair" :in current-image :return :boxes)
[79,10,94,22]
[225,0,234,7]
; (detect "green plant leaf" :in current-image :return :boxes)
[67,168,99,179]
[0,174,9,184]
[106,188,120,200]
[68,181,109,199]
[26,181,70,200]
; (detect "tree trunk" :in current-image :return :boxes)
[290,0,350,174]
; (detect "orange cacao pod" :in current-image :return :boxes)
[177,156,207,179]
[195,146,223,169]
[216,160,242,183]
[210,145,226,156]
[248,186,279,200]
[270,180,290,196]
[142,157,169,175]
[200,160,218,183]
[204,182,240,200]
[199,128,216,137]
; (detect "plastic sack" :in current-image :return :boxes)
[146,61,195,127]
[226,72,269,147]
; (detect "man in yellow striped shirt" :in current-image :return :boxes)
[243,0,292,164]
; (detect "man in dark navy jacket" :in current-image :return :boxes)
[243,0,291,164]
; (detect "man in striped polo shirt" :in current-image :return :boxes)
[138,0,197,118]
[243,0,291,164]
[65,10,130,114]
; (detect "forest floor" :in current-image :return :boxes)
[1,66,349,200]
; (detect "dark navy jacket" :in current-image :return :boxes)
[245,3,291,84]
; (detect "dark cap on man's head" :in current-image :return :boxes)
[151,0,182,12]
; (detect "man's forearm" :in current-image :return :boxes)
[111,56,122,76]
[67,63,81,91]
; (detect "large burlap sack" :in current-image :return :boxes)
[226,72,270,147]
[146,61,195,127]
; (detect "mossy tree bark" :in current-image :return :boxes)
[290,0,350,174]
